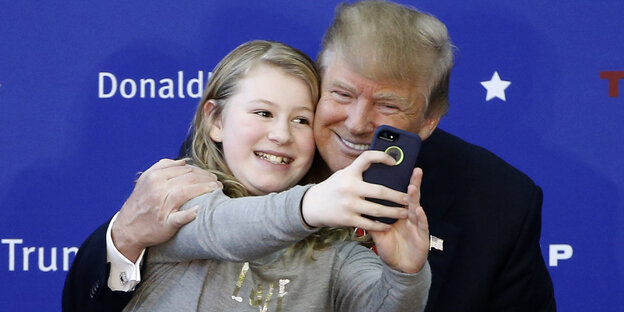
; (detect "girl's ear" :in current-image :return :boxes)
[204,100,223,142]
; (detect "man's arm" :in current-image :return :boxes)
[111,159,221,261]
[62,159,220,312]
[62,220,135,312]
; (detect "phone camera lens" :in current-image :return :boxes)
[379,130,399,142]
[387,149,400,161]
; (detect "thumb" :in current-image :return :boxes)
[167,205,198,228]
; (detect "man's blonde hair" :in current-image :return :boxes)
[318,0,454,117]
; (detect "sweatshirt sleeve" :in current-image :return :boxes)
[333,243,431,312]
[147,184,317,263]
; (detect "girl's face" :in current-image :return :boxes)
[209,64,316,195]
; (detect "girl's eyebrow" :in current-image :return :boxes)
[249,98,275,105]
[249,99,314,112]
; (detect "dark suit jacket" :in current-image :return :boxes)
[417,129,555,311]
[62,128,556,311]
[62,221,134,312]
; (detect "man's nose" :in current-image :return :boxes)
[267,120,293,144]
[344,98,375,135]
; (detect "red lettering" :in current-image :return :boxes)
[600,71,624,97]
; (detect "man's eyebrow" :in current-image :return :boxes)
[329,81,357,94]
[374,93,410,105]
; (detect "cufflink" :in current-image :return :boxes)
[120,271,129,286]
[429,235,444,251]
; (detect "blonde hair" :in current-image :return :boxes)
[318,0,455,118]
[189,40,320,198]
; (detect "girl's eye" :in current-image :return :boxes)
[254,110,272,118]
[293,117,311,125]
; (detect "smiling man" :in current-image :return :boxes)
[311,4,555,309]
[314,53,440,172]
[63,1,555,311]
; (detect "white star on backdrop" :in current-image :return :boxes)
[481,71,511,101]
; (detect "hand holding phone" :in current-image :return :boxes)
[362,125,422,224]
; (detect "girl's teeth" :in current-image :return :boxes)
[255,152,292,164]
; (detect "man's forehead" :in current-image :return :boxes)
[326,73,423,105]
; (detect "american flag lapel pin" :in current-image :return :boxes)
[429,235,444,251]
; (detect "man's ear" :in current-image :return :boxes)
[417,115,441,141]
[203,100,223,142]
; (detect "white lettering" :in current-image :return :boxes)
[187,70,204,98]
[120,79,137,98]
[159,78,175,98]
[98,71,210,99]
[39,247,57,272]
[549,244,573,266]
[2,239,78,272]
[177,71,185,98]
[63,247,78,271]
[23,246,35,271]
[98,72,117,98]
[1,239,23,271]
[139,78,156,98]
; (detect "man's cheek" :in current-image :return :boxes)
[316,99,342,123]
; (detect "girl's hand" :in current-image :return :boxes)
[301,151,410,232]
[370,168,429,274]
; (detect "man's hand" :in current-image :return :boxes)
[370,168,429,274]
[112,158,221,262]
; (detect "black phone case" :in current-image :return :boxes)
[362,125,422,224]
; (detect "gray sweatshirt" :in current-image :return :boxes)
[122,185,431,312]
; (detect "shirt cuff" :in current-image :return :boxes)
[106,212,145,291]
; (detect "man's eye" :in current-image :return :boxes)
[254,111,272,118]
[331,91,352,102]
[378,103,400,113]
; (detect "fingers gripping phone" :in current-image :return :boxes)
[362,125,422,224]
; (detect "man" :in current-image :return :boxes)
[63,1,555,311]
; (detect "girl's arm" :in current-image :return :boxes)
[332,242,431,312]
[150,151,418,264]
[148,185,316,263]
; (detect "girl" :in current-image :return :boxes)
[123,40,430,312]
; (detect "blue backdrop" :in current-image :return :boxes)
[1,1,622,311]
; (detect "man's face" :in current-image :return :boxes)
[313,54,440,172]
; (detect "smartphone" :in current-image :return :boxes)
[362,125,422,224]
